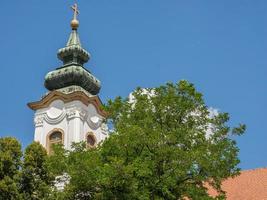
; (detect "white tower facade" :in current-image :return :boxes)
[29,89,108,152]
[28,5,108,153]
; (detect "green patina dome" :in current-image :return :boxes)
[44,65,101,95]
[57,30,90,65]
[44,25,101,95]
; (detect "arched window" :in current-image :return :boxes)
[47,129,63,154]
[86,133,96,148]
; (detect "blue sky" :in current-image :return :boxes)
[0,1,266,170]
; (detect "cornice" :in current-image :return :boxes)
[28,91,107,117]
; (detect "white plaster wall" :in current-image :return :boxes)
[33,99,108,151]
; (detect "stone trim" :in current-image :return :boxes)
[34,114,45,127]
[28,90,107,117]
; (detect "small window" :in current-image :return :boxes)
[50,132,62,141]
[48,131,63,154]
[87,134,96,148]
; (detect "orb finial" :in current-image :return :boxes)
[71,3,79,30]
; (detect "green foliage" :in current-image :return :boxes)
[0,138,53,200]
[48,80,245,199]
[0,176,22,200]
[0,137,22,200]
[0,137,22,179]
[20,142,53,200]
[48,142,103,200]
[99,80,245,199]
[0,81,245,199]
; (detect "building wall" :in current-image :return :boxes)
[33,99,108,151]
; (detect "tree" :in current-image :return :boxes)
[100,80,245,199]
[48,142,103,200]
[49,80,245,200]
[20,142,53,200]
[0,137,22,200]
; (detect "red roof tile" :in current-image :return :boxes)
[208,168,267,200]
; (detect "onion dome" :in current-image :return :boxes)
[57,29,90,66]
[44,4,101,95]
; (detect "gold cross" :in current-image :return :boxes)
[71,3,79,20]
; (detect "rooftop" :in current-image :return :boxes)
[208,168,267,200]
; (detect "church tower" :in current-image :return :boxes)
[28,4,108,153]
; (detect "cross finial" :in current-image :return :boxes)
[71,3,79,20]
[70,3,80,30]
